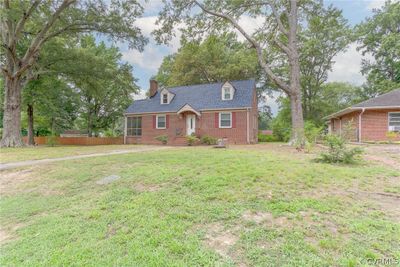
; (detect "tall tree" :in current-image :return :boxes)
[300,5,352,122]
[357,1,400,97]
[155,34,259,87]
[0,0,147,147]
[154,0,308,145]
[72,37,138,137]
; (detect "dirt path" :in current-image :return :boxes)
[0,146,172,171]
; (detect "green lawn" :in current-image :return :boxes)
[0,145,399,266]
[0,144,147,163]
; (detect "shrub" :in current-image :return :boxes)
[155,135,168,145]
[386,131,398,143]
[258,133,279,142]
[200,135,217,145]
[186,135,199,146]
[304,121,323,144]
[46,135,58,147]
[317,134,363,164]
[271,118,291,142]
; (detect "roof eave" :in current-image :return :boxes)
[324,105,400,120]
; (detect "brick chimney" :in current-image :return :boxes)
[149,79,158,97]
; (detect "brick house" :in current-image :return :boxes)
[325,89,400,142]
[123,79,258,145]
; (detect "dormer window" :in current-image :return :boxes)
[160,88,174,104]
[162,93,168,104]
[221,82,234,100]
[224,87,231,100]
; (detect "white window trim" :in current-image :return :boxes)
[156,114,167,129]
[388,112,400,131]
[221,84,234,100]
[219,112,232,128]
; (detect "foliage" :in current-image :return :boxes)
[300,5,353,122]
[46,135,58,147]
[357,1,400,97]
[258,133,279,142]
[186,135,200,146]
[304,121,323,144]
[155,135,168,145]
[271,98,292,142]
[71,36,138,137]
[317,134,363,164]
[258,105,273,130]
[155,34,259,87]
[0,0,148,147]
[200,135,217,145]
[386,131,399,143]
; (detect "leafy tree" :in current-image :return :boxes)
[357,1,400,97]
[0,0,147,147]
[272,82,360,139]
[300,5,353,121]
[258,106,273,130]
[71,37,138,137]
[154,0,309,146]
[23,76,79,144]
[155,34,259,87]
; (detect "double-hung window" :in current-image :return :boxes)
[219,112,232,128]
[127,117,142,136]
[162,93,168,104]
[389,112,400,132]
[157,115,166,129]
[223,87,231,100]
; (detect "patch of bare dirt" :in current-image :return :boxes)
[0,169,34,191]
[133,182,162,192]
[203,222,239,258]
[363,145,400,170]
[0,168,63,196]
[0,223,26,245]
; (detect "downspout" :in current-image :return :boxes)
[339,118,342,136]
[124,116,127,144]
[246,108,250,144]
[358,108,365,143]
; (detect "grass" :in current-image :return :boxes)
[0,144,399,266]
[0,144,146,163]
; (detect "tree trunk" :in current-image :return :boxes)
[289,91,305,146]
[27,103,35,146]
[0,77,25,147]
[287,0,305,147]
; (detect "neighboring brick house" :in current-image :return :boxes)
[325,89,400,142]
[124,79,258,145]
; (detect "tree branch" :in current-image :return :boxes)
[268,2,288,36]
[15,0,41,40]
[17,0,76,77]
[193,0,291,94]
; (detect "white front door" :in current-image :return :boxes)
[186,114,196,135]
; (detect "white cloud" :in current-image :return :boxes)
[122,45,164,71]
[133,89,147,100]
[121,16,182,72]
[328,43,373,85]
[366,0,399,10]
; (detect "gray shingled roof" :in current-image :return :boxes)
[324,89,400,119]
[125,79,255,114]
[352,89,400,107]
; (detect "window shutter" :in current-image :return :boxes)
[153,115,156,128]
[215,113,219,128]
[232,112,236,128]
[166,115,169,128]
